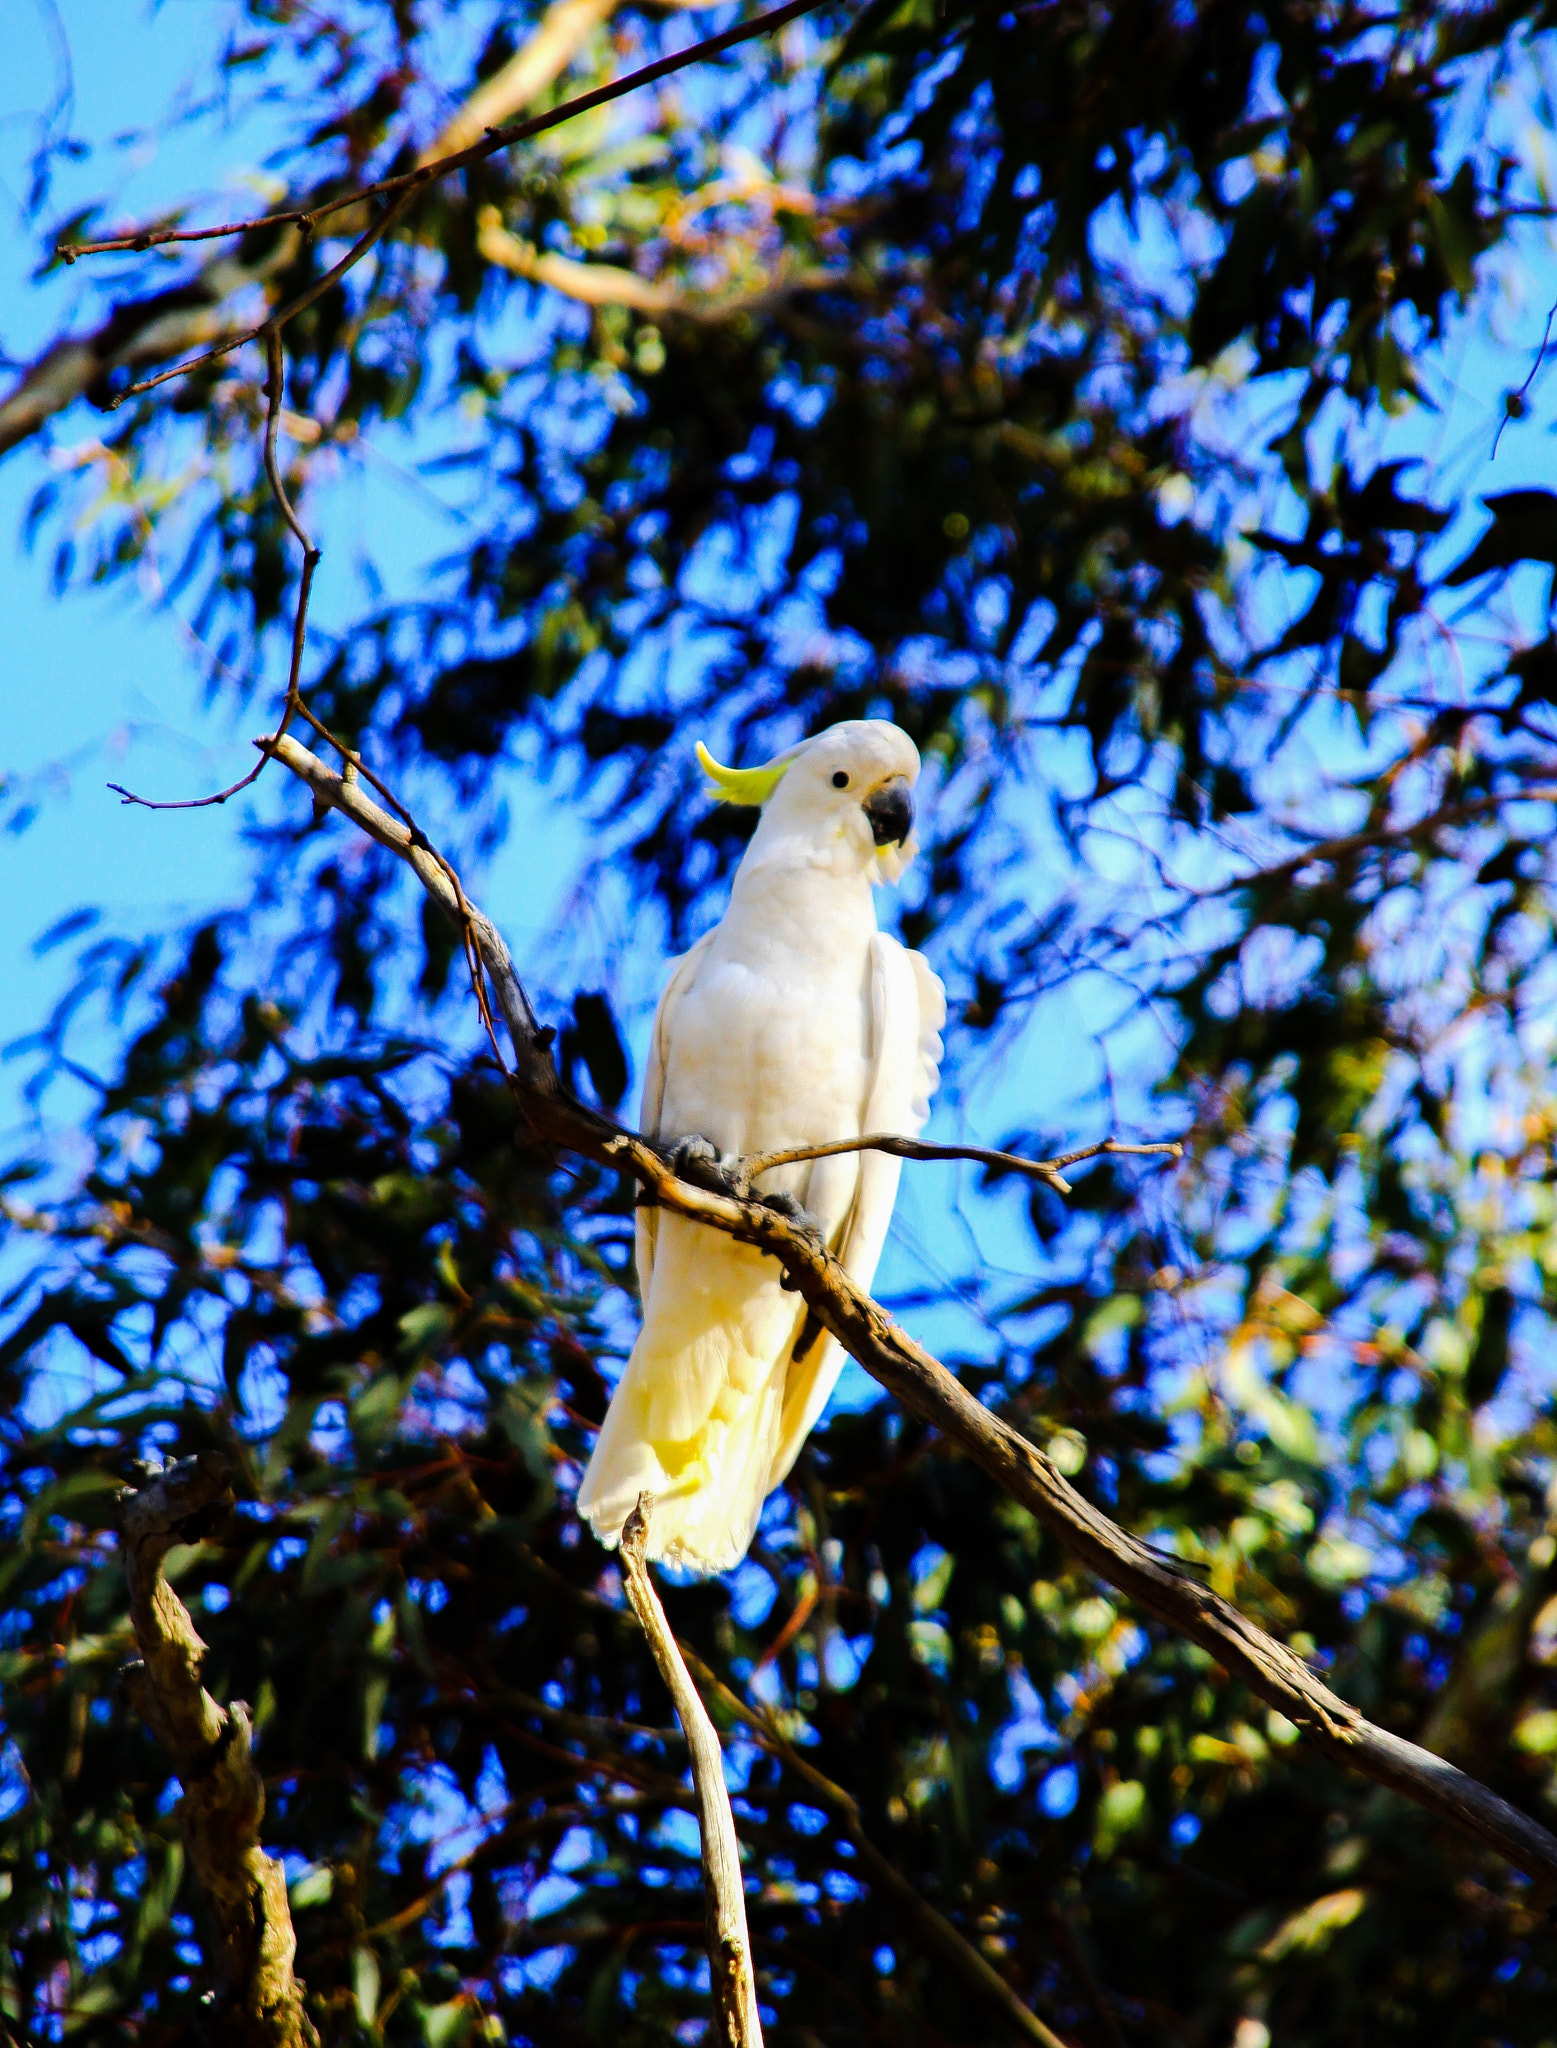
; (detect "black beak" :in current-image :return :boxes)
[863,776,914,847]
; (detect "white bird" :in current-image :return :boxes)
[578,719,945,1575]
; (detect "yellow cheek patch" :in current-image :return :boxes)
[696,738,792,807]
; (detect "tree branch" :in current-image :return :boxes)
[677,1642,1076,2048]
[61,0,822,264]
[735,1133,1183,1198]
[256,725,1557,1891]
[1209,782,1557,900]
[476,209,863,322]
[116,1452,318,2048]
[421,0,624,161]
[621,1495,765,2048]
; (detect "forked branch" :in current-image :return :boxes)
[621,1495,765,2048]
[677,1641,1074,2048]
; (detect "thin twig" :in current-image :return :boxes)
[256,729,1557,1890]
[678,1641,1076,2048]
[109,186,417,407]
[621,1495,765,2048]
[63,0,826,263]
[1492,296,1557,458]
[737,1134,1183,1198]
[107,334,320,813]
[1206,783,1557,900]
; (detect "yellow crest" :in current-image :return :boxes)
[695,738,793,807]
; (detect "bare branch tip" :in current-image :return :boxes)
[621,1491,655,1567]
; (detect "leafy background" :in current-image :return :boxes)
[6,0,1557,2042]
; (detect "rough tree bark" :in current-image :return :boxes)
[117,1451,318,2048]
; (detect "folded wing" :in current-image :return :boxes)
[765,934,946,1489]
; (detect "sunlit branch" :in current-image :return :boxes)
[735,1133,1183,1198]
[477,209,863,321]
[621,1495,765,2048]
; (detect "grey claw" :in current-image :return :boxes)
[668,1134,741,1195]
[670,1135,718,1172]
[761,1190,824,1244]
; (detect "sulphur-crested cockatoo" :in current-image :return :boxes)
[578,719,945,1575]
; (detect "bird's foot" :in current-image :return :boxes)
[761,1187,825,1249]
[667,1134,743,1197]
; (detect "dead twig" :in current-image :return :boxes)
[108,331,320,813]
[108,186,417,408]
[736,1133,1182,1198]
[621,1495,765,2048]
[1208,782,1557,900]
[117,1452,318,2048]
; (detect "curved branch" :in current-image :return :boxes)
[477,209,862,322]
[258,726,1557,1891]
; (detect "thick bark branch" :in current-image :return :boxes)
[117,1452,318,2048]
[621,1496,765,2047]
[261,728,1557,1890]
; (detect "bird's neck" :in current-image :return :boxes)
[725,834,878,946]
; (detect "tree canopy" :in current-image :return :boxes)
[7,1,1557,2042]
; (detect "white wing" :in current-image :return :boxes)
[765,933,945,1487]
[633,933,714,1300]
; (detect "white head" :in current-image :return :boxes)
[697,719,922,884]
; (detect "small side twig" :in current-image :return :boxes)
[117,1452,318,2048]
[108,331,320,814]
[621,1495,764,2048]
[736,1134,1183,1198]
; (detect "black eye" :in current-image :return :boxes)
[831,770,849,789]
